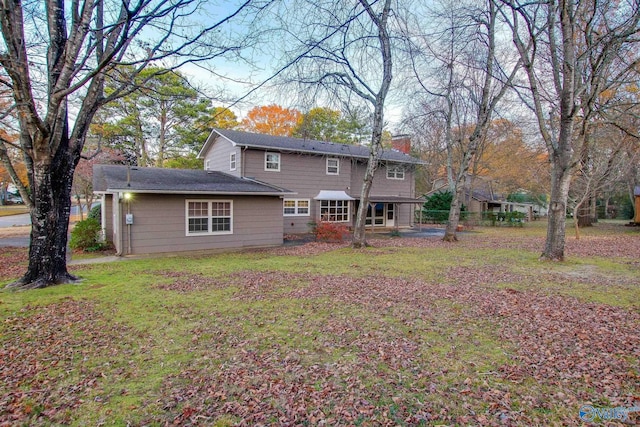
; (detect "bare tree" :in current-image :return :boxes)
[0,0,272,289]
[401,0,520,241]
[503,0,640,260]
[276,0,394,248]
[569,129,637,238]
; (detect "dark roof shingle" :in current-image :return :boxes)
[207,129,424,165]
[93,165,293,195]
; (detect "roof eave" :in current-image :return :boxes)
[196,129,238,159]
[237,143,423,164]
[102,188,296,196]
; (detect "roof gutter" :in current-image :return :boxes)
[103,189,296,196]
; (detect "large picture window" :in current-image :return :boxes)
[265,152,280,171]
[283,199,310,216]
[320,200,349,222]
[186,200,232,235]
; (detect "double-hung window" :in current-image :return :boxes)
[186,200,233,235]
[283,199,310,216]
[265,152,280,171]
[320,200,349,222]
[230,153,237,171]
[326,158,339,175]
[387,165,405,180]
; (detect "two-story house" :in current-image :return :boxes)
[198,129,424,234]
[93,129,423,256]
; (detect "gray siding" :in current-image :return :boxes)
[201,144,420,232]
[204,136,241,177]
[109,193,282,255]
[243,150,353,232]
[350,161,415,197]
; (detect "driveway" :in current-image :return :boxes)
[0,213,30,228]
[0,213,30,247]
[0,236,29,247]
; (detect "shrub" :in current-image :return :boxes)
[419,191,466,224]
[314,221,349,242]
[70,218,105,251]
[88,203,101,221]
[423,191,454,211]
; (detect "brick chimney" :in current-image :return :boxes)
[391,134,411,154]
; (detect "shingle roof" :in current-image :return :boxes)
[204,128,424,165]
[93,165,293,195]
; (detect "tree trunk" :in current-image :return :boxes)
[352,155,379,248]
[6,139,79,290]
[443,183,464,242]
[542,160,572,261]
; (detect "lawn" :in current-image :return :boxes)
[0,205,28,217]
[1,221,638,426]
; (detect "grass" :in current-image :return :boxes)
[0,205,28,216]
[1,220,639,426]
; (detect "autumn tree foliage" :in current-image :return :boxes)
[241,105,301,136]
[473,119,549,196]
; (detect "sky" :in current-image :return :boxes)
[172,0,406,132]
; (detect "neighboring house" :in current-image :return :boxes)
[198,129,424,233]
[428,175,539,220]
[93,165,293,255]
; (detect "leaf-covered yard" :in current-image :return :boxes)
[1,221,639,426]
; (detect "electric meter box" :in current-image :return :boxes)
[125,214,134,225]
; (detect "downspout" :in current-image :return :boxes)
[100,194,106,242]
[114,193,123,256]
[126,198,132,255]
[241,146,247,178]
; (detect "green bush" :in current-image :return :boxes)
[418,191,467,224]
[70,218,105,251]
[88,203,101,221]
[423,191,453,211]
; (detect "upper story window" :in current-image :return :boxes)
[326,158,339,175]
[265,152,280,171]
[387,165,405,180]
[230,152,237,171]
[205,159,211,171]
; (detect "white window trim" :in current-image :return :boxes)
[185,199,233,236]
[386,165,405,180]
[264,152,281,172]
[320,200,350,223]
[230,152,237,171]
[326,157,339,175]
[205,159,211,171]
[283,198,311,217]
